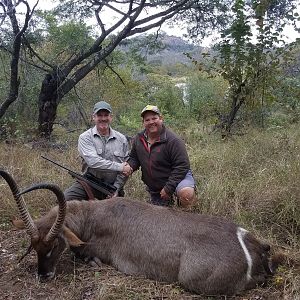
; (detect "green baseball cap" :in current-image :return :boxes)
[93,101,112,114]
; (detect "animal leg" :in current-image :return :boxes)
[87,257,104,267]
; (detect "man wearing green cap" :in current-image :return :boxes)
[64,101,132,200]
[128,104,196,208]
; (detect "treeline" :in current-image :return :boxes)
[0,0,299,141]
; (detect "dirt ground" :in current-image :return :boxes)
[1,227,294,300]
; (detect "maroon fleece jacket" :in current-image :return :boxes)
[128,125,190,195]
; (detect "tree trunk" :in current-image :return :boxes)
[220,90,246,138]
[38,72,60,138]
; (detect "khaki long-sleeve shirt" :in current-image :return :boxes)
[78,126,129,191]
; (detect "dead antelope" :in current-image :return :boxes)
[0,169,281,295]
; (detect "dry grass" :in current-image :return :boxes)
[0,125,299,299]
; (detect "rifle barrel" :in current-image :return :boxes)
[41,155,72,173]
[41,155,116,196]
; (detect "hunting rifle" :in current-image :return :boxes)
[41,155,117,197]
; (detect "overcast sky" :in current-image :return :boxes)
[26,0,299,47]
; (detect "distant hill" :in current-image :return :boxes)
[147,35,203,66]
[119,34,204,67]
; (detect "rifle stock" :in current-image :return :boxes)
[41,155,117,197]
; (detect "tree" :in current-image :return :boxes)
[0,0,228,138]
[186,71,228,123]
[188,0,299,136]
[0,0,38,120]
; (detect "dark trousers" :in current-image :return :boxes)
[64,180,124,201]
[148,191,174,207]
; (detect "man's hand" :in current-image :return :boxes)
[122,162,133,176]
[160,188,171,200]
[107,191,118,199]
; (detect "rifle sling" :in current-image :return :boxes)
[78,179,95,200]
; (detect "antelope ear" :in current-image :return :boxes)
[12,219,25,229]
[63,226,85,247]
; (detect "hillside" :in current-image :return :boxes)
[119,33,204,67]
[147,34,203,66]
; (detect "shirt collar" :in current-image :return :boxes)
[92,126,116,140]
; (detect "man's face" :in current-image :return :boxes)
[142,111,163,135]
[93,110,112,132]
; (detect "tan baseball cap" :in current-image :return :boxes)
[141,105,161,117]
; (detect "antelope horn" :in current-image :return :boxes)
[18,183,66,242]
[0,169,38,239]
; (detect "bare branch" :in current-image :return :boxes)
[95,6,106,34]
[134,0,192,27]
[104,2,131,19]
[73,85,91,128]
[16,0,39,38]
[1,43,51,72]
[23,37,55,70]
[104,58,125,85]
[129,11,178,36]
[0,1,7,26]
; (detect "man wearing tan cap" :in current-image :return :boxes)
[64,100,132,200]
[128,105,196,208]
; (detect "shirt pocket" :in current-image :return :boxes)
[113,150,128,162]
[93,137,104,156]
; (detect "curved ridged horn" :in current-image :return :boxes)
[0,169,39,239]
[18,183,66,242]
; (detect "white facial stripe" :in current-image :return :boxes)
[46,249,52,258]
[46,243,56,258]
